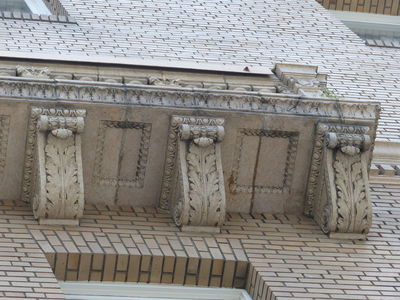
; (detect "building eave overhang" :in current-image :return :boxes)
[0,51,273,76]
[0,75,379,123]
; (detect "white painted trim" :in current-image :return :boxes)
[59,282,253,300]
[24,0,51,15]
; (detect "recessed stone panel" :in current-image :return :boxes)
[230,129,299,195]
[255,136,289,189]
[93,120,151,188]
[236,135,259,187]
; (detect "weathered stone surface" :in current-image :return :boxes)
[163,116,226,230]
[274,64,327,96]
[306,123,373,238]
[25,107,86,225]
[0,64,379,234]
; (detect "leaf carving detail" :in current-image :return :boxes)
[45,134,80,219]
[186,142,223,226]
[333,151,370,233]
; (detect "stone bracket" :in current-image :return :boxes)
[24,107,86,225]
[306,123,372,239]
[160,116,226,230]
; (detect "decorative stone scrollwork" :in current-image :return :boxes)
[148,76,182,86]
[162,116,226,232]
[16,66,50,79]
[25,107,86,225]
[306,123,372,239]
[0,77,379,121]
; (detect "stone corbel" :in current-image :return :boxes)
[306,123,372,239]
[160,116,226,232]
[26,107,86,225]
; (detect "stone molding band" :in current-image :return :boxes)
[0,77,379,122]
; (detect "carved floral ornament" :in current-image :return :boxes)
[0,75,380,122]
[307,123,373,239]
[4,64,378,235]
[16,66,50,79]
[162,116,226,232]
[25,107,86,225]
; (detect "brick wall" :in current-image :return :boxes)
[1,183,400,299]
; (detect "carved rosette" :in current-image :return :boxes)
[27,107,86,225]
[306,123,373,239]
[163,116,226,231]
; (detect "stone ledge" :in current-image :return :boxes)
[0,75,380,122]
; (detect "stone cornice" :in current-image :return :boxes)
[373,140,400,164]
[0,76,379,122]
[370,140,400,184]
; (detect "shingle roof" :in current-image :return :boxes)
[0,0,399,141]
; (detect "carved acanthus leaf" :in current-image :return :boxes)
[26,107,86,225]
[307,123,373,238]
[305,123,370,215]
[159,116,225,210]
[187,143,222,226]
[44,135,80,219]
[164,116,226,230]
[333,152,370,233]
